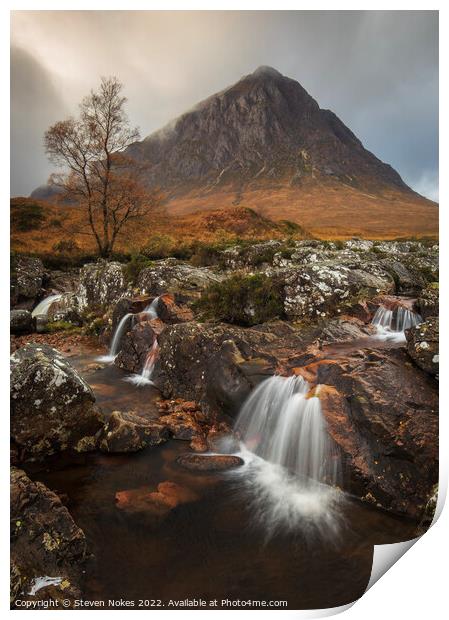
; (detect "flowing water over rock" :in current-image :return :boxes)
[232,375,343,536]
[21,343,423,608]
[372,305,422,343]
[97,313,134,363]
[31,294,62,317]
[124,339,160,387]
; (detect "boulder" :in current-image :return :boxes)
[283,262,394,320]
[219,240,283,269]
[176,453,244,472]
[315,348,438,520]
[11,256,44,307]
[111,296,152,332]
[43,268,80,294]
[10,467,87,604]
[10,310,35,335]
[47,293,83,325]
[100,411,170,452]
[157,322,279,417]
[156,294,194,323]
[415,285,439,319]
[10,344,104,461]
[114,319,164,374]
[77,260,129,310]
[137,259,223,303]
[405,318,439,376]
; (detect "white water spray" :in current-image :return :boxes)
[31,294,62,317]
[231,375,343,535]
[372,305,422,343]
[124,339,159,387]
[143,296,160,319]
[97,313,134,363]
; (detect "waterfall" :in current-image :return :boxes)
[124,339,159,387]
[372,305,422,342]
[231,375,343,535]
[31,294,62,317]
[97,313,134,363]
[143,296,160,319]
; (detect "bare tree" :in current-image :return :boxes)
[45,77,156,257]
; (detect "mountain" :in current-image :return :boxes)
[28,66,438,238]
[127,65,408,196]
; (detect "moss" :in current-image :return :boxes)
[83,316,107,336]
[44,321,79,333]
[194,273,285,326]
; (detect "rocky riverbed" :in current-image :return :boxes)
[10,238,439,608]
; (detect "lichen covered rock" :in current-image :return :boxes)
[10,344,104,461]
[10,309,35,335]
[405,317,439,376]
[137,259,223,303]
[11,256,44,307]
[100,410,169,452]
[77,260,129,310]
[10,467,87,604]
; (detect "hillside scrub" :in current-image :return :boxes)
[195,273,285,326]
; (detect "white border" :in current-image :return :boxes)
[3,2,446,618]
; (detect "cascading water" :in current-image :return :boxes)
[372,305,422,342]
[143,296,160,319]
[124,339,159,387]
[31,294,62,317]
[97,313,134,363]
[230,375,343,536]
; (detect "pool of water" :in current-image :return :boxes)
[23,345,422,610]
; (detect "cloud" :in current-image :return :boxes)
[10,11,438,200]
[10,45,68,195]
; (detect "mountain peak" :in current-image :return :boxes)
[251,65,283,79]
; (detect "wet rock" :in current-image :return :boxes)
[114,319,164,373]
[10,309,35,335]
[405,318,439,376]
[157,322,279,417]
[415,285,439,319]
[111,296,152,332]
[11,256,44,307]
[316,348,438,520]
[156,293,194,323]
[10,344,104,461]
[137,259,223,303]
[176,453,244,472]
[100,411,169,452]
[206,428,240,453]
[315,317,375,345]
[115,481,198,516]
[10,467,87,604]
[77,260,130,310]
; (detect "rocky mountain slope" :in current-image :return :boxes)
[26,66,438,239]
[128,66,408,195]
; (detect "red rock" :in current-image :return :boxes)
[316,347,438,520]
[156,294,194,324]
[176,453,244,472]
[115,481,197,515]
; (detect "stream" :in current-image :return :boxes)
[24,331,423,610]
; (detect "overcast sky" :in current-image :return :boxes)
[10,10,438,200]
